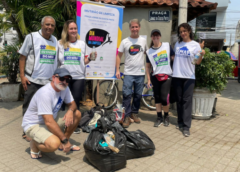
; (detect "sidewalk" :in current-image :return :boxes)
[0,80,240,172]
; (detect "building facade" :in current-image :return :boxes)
[189,0,229,51]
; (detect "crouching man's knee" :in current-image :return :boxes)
[44,135,61,152]
[74,110,81,122]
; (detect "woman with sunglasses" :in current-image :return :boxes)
[146,29,175,127]
[58,20,95,132]
[173,23,205,137]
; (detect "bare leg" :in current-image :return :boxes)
[156,103,162,112]
[162,104,170,113]
[65,110,81,139]
[59,110,81,150]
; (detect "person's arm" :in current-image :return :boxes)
[196,46,205,65]
[146,63,152,89]
[116,52,123,79]
[19,35,33,91]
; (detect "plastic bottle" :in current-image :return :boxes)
[192,51,201,65]
[91,46,96,61]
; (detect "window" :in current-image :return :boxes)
[196,13,217,31]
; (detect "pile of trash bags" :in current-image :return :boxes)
[83,106,155,172]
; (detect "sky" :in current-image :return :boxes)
[225,0,240,45]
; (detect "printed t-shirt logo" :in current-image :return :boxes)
[64,48,81,65]
[53,97,63,114]
[40,45,56,64]
[153,50,168,66]
[128,45,142,56]
[176,46,190,57]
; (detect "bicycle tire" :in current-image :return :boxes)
[94,80,118,109]
[141,84,156,110]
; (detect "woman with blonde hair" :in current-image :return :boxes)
[58,20,95,134]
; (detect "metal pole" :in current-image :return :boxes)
[178,0,188,25]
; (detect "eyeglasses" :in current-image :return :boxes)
[55,76,71,83]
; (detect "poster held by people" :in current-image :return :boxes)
[77,0,124,80]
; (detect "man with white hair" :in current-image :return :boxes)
[22,68,82,159]
[19,16,58,141]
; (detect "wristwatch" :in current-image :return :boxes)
[88,57,91,61]
[61,138,68,144]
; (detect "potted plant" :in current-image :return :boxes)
[193,48,235,119]
[0,42,21,101]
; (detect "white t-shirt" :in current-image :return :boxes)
[146,42,172,76]
[22,83,74,132]
[58,40,88,80]
[118,37,147,75]
[173,41,201,79]
[19,30,58,85]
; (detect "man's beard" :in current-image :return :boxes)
[54,82,67,91]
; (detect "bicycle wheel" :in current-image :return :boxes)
[141,84,156,110]
[94,80,118,109]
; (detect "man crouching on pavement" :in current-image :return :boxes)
[21,68,81,159]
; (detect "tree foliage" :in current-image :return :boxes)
[195,48,235,94]
[0,42,21,83]
[0,0,76,41]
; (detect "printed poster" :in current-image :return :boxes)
[77,0,124,79]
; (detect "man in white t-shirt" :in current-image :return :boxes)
[116,19,147,128]
[19,16,58,141]
[22,68,82,159]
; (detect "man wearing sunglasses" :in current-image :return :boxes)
[22,68,82,159]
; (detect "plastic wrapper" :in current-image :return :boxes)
[122,129,155,160]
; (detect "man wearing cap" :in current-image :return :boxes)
[115,19,148,128]
[22,68,81,159]
[19,16,58,141]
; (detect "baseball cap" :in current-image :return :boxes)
[53,68,72,78]
[151,29,161,36]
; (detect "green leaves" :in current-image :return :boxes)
[0,42,21,83]
[195,48,235,94]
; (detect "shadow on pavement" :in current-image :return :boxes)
[0,101,22,110]
[218,80,240,100]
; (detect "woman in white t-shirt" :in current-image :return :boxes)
[172,23,205,137]
[146,29,175,128]
[58,20,94,120]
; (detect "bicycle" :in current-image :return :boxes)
[93,63,156,110]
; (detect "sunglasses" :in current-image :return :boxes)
[55,76,71,83]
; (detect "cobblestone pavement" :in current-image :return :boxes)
[0,79,240,172]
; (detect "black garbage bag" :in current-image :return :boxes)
[84,128,126,172]
[122,129,155,160]
[96,112,116,133]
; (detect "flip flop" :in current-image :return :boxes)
[30,151,42,159]
[58,145,80,151]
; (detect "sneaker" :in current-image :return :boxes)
[154,118,163,127]
[163,115,169,127]
[183,130,190,137]
[122,116,131,128]
[130,113,141,123]
[73,128,81,134]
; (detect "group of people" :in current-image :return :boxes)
[116,19,205,138]
[20,16,205,159]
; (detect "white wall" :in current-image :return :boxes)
[206,0,229,11]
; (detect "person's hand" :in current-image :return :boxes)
[21,76,30,91]
[147,81,152,89]
[63,141,72,153]
[200,50,205,56]
[90,52,97,60]
[63,110,74,127]
[116,70,120,79]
